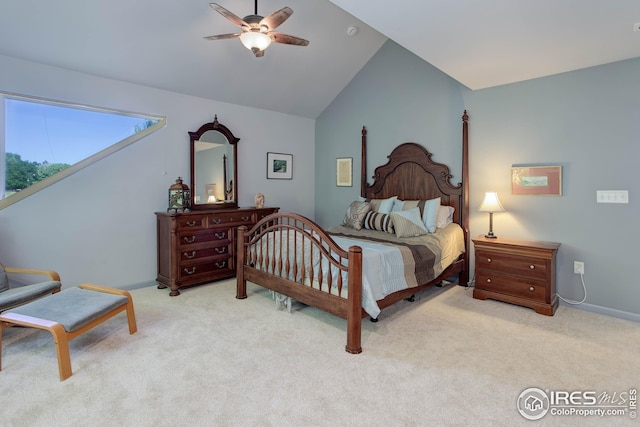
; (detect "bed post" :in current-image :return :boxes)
[345,245,363,354]
[461,110,470,287]
[236,225,248,299]
[360,126,367,198]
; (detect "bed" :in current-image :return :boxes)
[236,111,470,354]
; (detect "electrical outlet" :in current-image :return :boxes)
[574,261,585,275]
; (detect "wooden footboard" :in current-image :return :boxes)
[236,212,364,353]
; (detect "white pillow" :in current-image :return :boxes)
[436,205,455,228]
[378,196,397,214]
[390,207,429,238]
[422,197,440,233]
[392,198,405,212]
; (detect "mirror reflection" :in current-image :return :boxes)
[194,130,233,204]
[189,115,239,210]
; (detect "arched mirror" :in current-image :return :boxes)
[189,115,239,210]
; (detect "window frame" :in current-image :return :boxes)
[0,91,166,210]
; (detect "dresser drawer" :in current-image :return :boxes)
[178,257,233,281]
[207,212,254,226]
[476,271,546,302]
[475,251,548,280]
[176,216,206,230]
[178,228,232,246]
[179,245,230,262]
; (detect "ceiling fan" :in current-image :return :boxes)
[205,1,309,57]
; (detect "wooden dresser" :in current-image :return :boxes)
[156,207,278,296]
[472,236,560,315]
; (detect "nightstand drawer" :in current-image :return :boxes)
[475,251,548,280]
[476,272,546,301]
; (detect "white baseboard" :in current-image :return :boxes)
[560,301,640,323]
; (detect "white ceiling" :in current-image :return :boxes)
[1,1,639,119]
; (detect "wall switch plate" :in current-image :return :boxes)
[574,261,584,275]
[596,190,629,204]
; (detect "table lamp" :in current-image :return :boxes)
[478,192,505,238]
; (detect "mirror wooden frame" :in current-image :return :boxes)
[188,115,239,210]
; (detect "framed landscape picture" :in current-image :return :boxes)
[267,152,293,180]
[511,165,562,196]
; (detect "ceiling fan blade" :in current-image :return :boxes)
[204,33,241,41]
[260,7,292,31]
[270,32,309,46]
[209,3,249,28]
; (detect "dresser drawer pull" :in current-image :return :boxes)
[530,265,535,269]
[486,278,491,283]
[215,261,227,269]
[215,247,227,254]
[241,216,250,221]
[214,232,227,239]
[183,251,196,259]
[185,221,197,227]
[487,258,491,263]
[211,218,222,224]
[183,267,196,275]
[183,236,196,243]
[529,286,535,292]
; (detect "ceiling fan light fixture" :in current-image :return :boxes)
[240,31,272,52]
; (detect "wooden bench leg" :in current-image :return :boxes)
[0,285,137,381]
[0,314,73,380]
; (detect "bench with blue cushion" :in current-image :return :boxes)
[0,284,137,381]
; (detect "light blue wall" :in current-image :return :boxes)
[464,57,640,320]
[316,41,466,228]
[0,54,315,289]
[316,40,640,320]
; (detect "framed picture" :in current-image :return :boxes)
[336,157,353,187]
[266,152,293,180]
[511,165,562,196]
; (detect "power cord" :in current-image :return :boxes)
[557,273,587,305]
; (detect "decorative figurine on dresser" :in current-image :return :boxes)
[156,116,278,296]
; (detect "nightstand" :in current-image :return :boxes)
[472,236,561,316]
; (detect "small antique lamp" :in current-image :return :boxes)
[167,177,191,213]
[478,192,505,238]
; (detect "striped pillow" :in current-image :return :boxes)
[390,208,429,238]
[363,211,394,233]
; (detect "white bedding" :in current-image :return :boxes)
[249,223,465,318]
[328,223,464,317]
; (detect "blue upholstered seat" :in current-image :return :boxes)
[0,263,62,312]
[7,286,129,332]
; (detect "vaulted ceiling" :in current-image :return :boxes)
[1,1,639,119]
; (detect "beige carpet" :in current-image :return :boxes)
[1,279,638,427]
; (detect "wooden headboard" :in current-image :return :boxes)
[360,111,470,285]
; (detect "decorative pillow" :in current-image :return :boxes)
[0,265,8,292]
[369,196,397,214]
[363,211,395,233]
[341,201,371,230]
[422,197,440,233]
[390,208,429,238]
[436,205,455,229]
[400,199,422,213]
[392,199,405,212]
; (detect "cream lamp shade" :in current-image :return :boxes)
[478,192,505,238]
